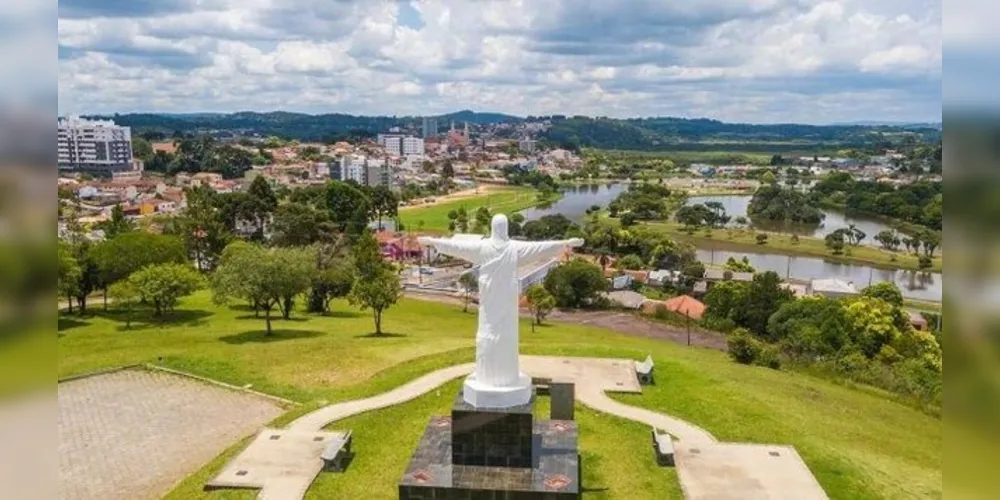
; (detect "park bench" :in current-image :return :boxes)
[635,355,655,385]
[651,428,675,467]
[321,430,353,472]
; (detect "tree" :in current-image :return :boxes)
[737,271,794,336]
[525,284,556,331]
[875,230,900,251]
[760,171,777,185]
[369,185,399,231]
[843,297,900,358]
[58,240,82,313]
[543,259,608,308]
[326,181,372,235]
[473,206,492,234]
[131,136,154,160]
[862,282,904,308]
[454,207,470,233]
[755,233,769,245]
[441,161,455,179]
[703,280,749,325]
[309,259,354,314]
[164,185,231,271]
[616,254,645,270]
[98,204,135,239]
[349,267,402,335]
[245,176,278,239]
[108,280,139,329]
[920,230,940,258]
[728,328,762,365]
[724,256,754,273]
[349,231,402,335]
[211,243,313,334]
[458,272,479,313]
[825,230,846,255]
[91,232,187,308]
[270,202,333,247]
[843,224,866,246]
[128,263,204,317]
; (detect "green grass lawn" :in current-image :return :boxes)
[59,292,940,499]
[643,220,943,273]
[398,186,552,232]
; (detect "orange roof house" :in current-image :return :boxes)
[661,295,706,320]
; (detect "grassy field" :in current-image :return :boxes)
[643,220,943,273]
[59,292,940,499]
[398,186,552,232]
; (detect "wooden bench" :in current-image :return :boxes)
[651,428,675,467]
[321,430,353,472]
[636,355,655,385]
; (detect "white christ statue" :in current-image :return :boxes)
[418,214,583,408]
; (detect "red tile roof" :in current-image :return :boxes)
[661,295,705,320]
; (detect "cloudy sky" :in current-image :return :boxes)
[57,0,943,124]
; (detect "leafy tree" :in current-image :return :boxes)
[525,284,556,331]
[737,271,794,336]
[473,206,492,234]
[91,232,187,307]
[108,280,139,329]
[616,254,645,270]
[508,213,525,237]
[543,259,608,308]
[98,204,135,239]
[211,243,313,333]
[58,240,82,313]
[861,282,904,308]
[458,272,479,313]
[843,297,900,358]
[270,202,334,247]
[369,185,399,231]
[349,266,401,336]
[164,185,231,271]
[825,230,846,255]
[308,260,354,314]
[704,280,749,324]
[326,181,372,235]
[767,296,850,354]
[454,207,470,233]
[747,185,824,224]
[131,136,154,160]
[755,233,769,245]
[724,256,754,273]
[441,161,455,179]
[522,214,577,241]
[874,230,901,251]
[349,231,402,335]
[128,263,204,317]
[919,230,940,258]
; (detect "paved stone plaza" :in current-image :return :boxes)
[58,368,285,500]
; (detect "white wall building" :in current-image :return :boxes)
[58,116,134,173]
[378,134,425,157]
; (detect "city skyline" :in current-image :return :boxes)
[59,0,942,124]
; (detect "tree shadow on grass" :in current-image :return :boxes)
[353,332,408,339]
[320,310,362,319]
[58,316,90,333]
[219,329,325,344]
[235,314,309,322]
[93,309,214,332]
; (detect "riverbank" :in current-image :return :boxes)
[399,186,560,232]
[642,220,943,273]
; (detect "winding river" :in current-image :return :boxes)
[521,184,942,302]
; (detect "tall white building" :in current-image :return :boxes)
[421,116,438,138]
[58,116,134,173]
[335,154,394,188]
[378,134,424,157]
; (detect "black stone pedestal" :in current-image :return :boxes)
[451,391,534,468]
[398,387,581,499]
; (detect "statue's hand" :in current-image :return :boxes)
[567,238,585,247]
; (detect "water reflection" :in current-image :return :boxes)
[521,183,626,222]
[687,195,897,245]
[696,247,941,301]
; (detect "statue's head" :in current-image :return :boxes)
[490,214,509,241]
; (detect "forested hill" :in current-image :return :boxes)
[83,110,941,149]
[540,116,942,152]
[84,110,522,141]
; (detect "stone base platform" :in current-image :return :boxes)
[399,417,580,500]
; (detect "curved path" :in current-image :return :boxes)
[287,356,714,445]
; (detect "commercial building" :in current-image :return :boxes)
[58,116,135,173]
[421,116,439,138]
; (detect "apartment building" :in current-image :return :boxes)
[377,134,425,157]
[421,116,439,138]
[334,154,394,187]
[58,116,135,173]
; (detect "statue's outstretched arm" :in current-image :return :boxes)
[510,238,584,264]
[417,237,484,264]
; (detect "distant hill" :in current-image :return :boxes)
[84,110,941,149]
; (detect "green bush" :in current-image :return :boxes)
[756,345,782,370]
[918,255,933,269]
[727,329,761,365]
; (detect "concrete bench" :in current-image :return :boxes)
[321,430,353,472]
[651,428,675,467]
[636,355,655,385]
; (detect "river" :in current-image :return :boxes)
[521,185,941,302]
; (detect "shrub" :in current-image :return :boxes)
[756,345,782,370]
[755,233,769,245]
[727,329,761,365]
[918,255,933,269]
